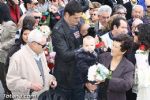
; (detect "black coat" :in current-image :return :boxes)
[74,49,100,85]
[52,18,82,89]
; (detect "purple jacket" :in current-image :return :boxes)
[98,52,135,100]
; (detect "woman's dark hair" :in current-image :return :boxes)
[19,16,36,44]
[64,0,83,16]
[137,23,150,49]
[0,3,11,24]
[113,34,134,52]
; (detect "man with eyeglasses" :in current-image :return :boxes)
[128,5,144,29]
[112,4,127,19]
[6,29,57,99]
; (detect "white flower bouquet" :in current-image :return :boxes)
[87,63,112,82]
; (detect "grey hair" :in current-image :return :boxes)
[113,4,127,14]
[26,9,41,16]
[132,5,144,11]
[132,18,143,27]
[98,5,112,15]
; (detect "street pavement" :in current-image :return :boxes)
[0,81,4,100]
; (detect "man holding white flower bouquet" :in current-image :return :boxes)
[75,36,106,100]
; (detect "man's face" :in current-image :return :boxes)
[32,12,42,26]
[33,38,47,54]
[99,12,110,27]
[114,20,128,35]
[91,11,99,22]
[147,6,150,16]
[115,9,127,19]
[132,7,144,19]
[66,12,82,27]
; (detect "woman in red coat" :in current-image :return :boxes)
[7,0,21,24]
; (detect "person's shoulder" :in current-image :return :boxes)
[99,52,111,58]
[3,21,17,31]
[8,43,21,57]
[53,19,64,30]
[101,32,109,38]
[122,57,135,70]
[4,21,16,27]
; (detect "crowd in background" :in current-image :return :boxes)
[0,0,150,100]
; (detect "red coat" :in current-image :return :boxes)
[8,4,20,24]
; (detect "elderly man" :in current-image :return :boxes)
[128,5,144,28]
[95,5,112,36]
[6,29,57,100]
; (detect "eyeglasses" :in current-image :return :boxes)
[34,16,41,20]
[34,41,47,48]
[101,16,110,19]
[147,6,150,8]
[116,12,127,15]
[91,14,97,16]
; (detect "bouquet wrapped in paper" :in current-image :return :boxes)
[88,63,112,82]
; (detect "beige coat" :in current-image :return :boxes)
[6,45,54,100]
[0,21,16,63]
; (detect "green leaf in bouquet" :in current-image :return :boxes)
[107,71,112,79]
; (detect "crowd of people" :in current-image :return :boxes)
[0,0,150,100]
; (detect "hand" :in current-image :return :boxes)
[85,82,97,92]
[30,83,43,92]
[49,76,57,89]
[95,80,105,85]
[49,80,57,89]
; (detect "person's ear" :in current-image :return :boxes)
[113,25,117,30]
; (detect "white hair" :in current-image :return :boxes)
[98,5,112,15]
[132,5,144,11]
[28,29,46,43]
[132,18,143,27]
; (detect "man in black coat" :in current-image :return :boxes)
[51,1,83,100]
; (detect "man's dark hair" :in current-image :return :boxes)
[113,34,133,52]
[110,17,127,30]
[23,0,32,9]
[138,23,150,49]
[64,0,83,16]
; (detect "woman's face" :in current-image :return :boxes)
[13,0,19,5]
[22,30,31,43]
[111,41,124,57]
